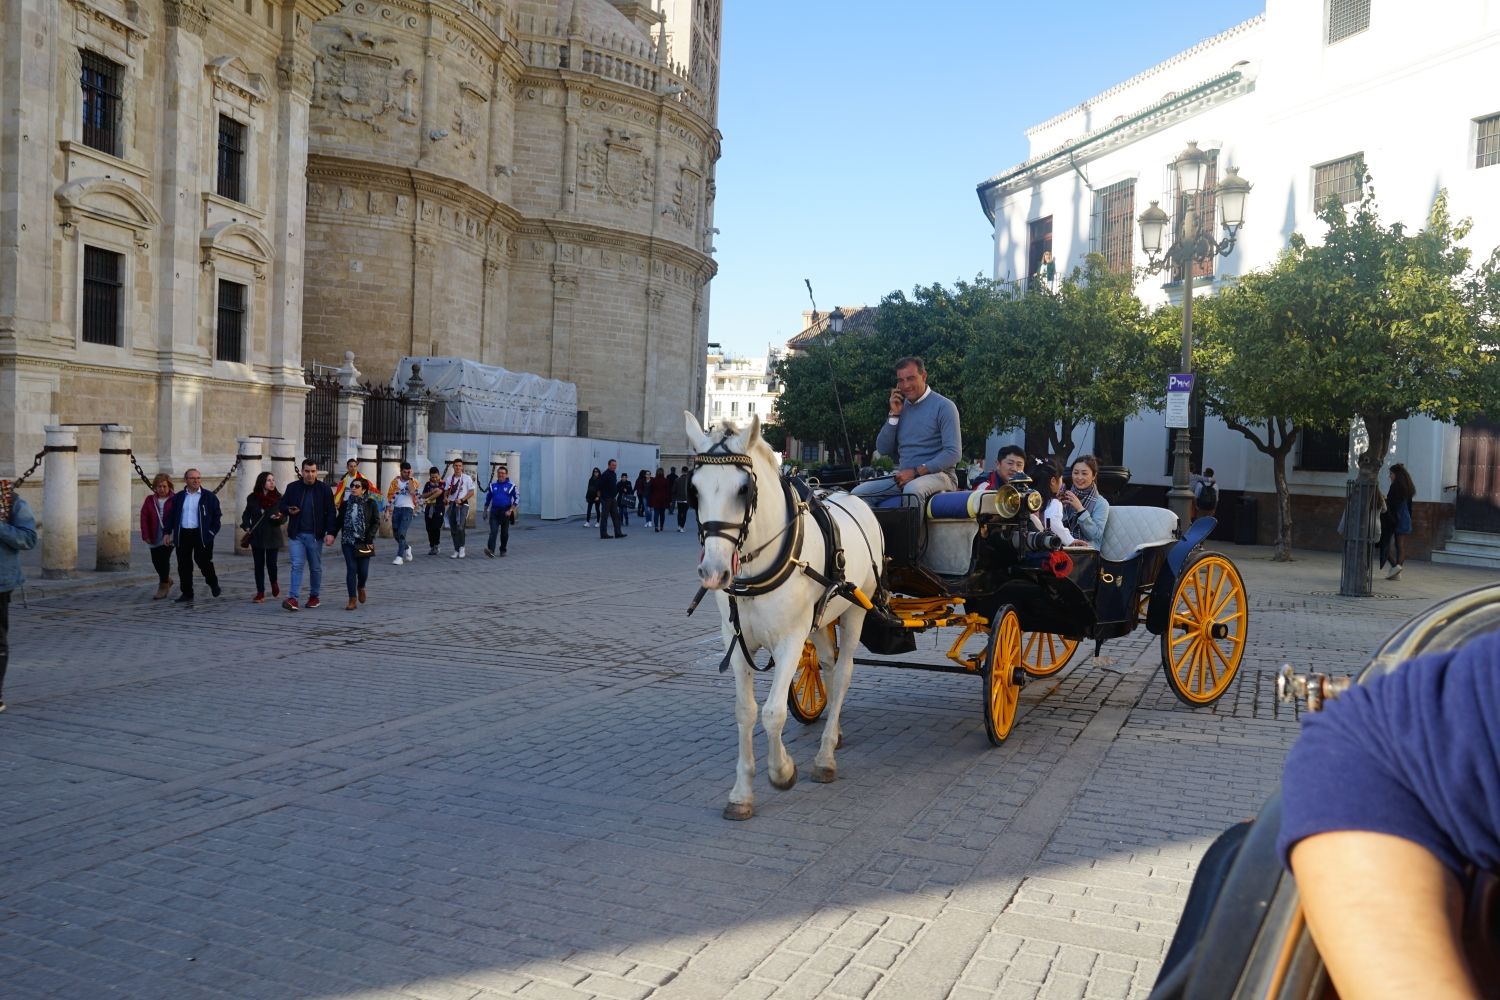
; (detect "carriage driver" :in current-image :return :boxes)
[853,356,963,508]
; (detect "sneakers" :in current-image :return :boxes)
[282,597,300,611]
[678,527,684,533]
[483,548,494,557]
[253,592,265,603]
[271,582,280,597]
[393,555,404,565]
[451,549,461,559]
[499,549,508,557]
[307,596,321,609]
[153,579,172,600]
[459,547,466,558]
[1387,564,1403,580]
[0,701,6,713]
[429,546,440,556]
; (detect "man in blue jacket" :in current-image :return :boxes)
[597,459,626,539]
[0,484,38,712]
[277,459,337,611]
[482,465,519,557]
[163,468,223,604]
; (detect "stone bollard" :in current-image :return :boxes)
[378,444,401,538]
[42,425,80,579]
[270,439,296,495]
[96,425,133,571]
[233,437,263,557]
[462,450,479,526]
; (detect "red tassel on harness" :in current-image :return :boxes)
[1044,549,1073,578]
[731,550,741,574]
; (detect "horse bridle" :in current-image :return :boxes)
[691,452,758,551]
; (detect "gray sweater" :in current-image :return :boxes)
[875,388,962,474]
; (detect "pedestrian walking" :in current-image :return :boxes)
[444,458,476,558]
[163,469,223,604]
[483,465,519,557]
[598,459,625,539]
[277,459,337,611]
[672,463,692,532]
[635,469,650,518]
[585,468,602,526]
[648,468,671,532]
[616,473,634,527]
[1191,466,1218,521]
[0,478,38,714]
[332,458,380,507]
[337,478,380,610]
[240,471,286,603]
[140,472,176,599]
[421,466,446,554]
[666,467,678,497]
[386,461,421,564]
[1382,463,1417,581]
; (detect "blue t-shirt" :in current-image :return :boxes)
[1279,628,1500,875]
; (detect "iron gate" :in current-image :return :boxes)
[361,383,410,459]
[302,369,339,476]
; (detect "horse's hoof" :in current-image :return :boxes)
[723,801,753,821]
[769,768,797,791]
[811,765,836,783]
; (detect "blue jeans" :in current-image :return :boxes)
[486,508,511,553]
[390,507,414,557]
[342,543,371,598]
[287,533,324,598]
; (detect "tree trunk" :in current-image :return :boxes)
[1271,446,1293,561]
[1340,414,1398,596]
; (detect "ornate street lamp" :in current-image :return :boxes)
[829,306,845,335]
[1138,142,1252,528]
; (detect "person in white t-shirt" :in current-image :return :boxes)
[442,459,477,558]
[385,461,421,564]
[1033,460,1080,546]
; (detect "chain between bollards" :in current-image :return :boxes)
[121,450,242,494]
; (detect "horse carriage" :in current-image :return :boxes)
[685,414,1248,819]
[784,471,1250,744]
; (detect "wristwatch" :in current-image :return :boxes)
[918,464,929,476]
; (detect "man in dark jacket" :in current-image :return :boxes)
[1,484,38,712]
[597,459,625,539]
[277,459,337,611]
[163,469,223,604]
[672,464,692,532]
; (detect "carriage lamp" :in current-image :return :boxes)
[828,306,845,335]
[1173,140,1212,196]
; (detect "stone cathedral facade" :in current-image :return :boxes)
[0,0,720,506]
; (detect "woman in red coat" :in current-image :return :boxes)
[139,473,175,599]
[648,468,672,532]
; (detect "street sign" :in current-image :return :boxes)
[1165,373,1194,429]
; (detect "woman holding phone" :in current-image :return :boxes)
[1057,455,1109,546]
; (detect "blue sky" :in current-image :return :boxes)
[706,0,1266,357]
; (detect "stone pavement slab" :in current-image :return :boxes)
[1,524,1490,1000]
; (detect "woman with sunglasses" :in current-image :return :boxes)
[336,478,380,610]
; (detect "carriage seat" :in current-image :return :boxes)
[1098,506,1179,562]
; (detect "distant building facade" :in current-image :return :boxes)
[703,342,781,429]
[977,1,1500,560]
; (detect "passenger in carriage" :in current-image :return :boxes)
[1058,454,1109,546]
[852,357,963,508]
[970,445,1027,491]
[1031,460,1083,547]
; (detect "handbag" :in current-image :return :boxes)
[240,508,270,548]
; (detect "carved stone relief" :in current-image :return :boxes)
[578,128,653,207]
[311,27,418,133]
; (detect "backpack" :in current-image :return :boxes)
[1198,482,1218,509]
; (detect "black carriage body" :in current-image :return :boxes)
[870,493,1173,644]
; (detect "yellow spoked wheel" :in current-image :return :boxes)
[788,639,828,724]
[1020,632,1079,678]
[1161,553,1249,706]
[981,606,1023,745]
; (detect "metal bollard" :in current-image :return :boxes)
[42,425,80,578]
[96,425,133,571]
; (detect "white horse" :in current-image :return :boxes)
[685,412,885,820]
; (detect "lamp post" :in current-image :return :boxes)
[1138,142,1252,529]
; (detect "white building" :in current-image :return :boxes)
[977,0,1500,561]
[704,343,782,427]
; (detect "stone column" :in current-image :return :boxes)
[270,439,296,495]
[42,426,80,579]
[233,437,263,557]
[96,425,134,571]
[334,352,367,470]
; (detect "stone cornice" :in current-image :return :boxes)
[519,67,717,153]
[337,0,508,64]
[163,0,210,36]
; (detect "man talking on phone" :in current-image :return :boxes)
[852,357,963,508]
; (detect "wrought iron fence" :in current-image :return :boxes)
[303,369,340,476]
[361,383,410,456]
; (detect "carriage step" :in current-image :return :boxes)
[852,657,977,675]
[1432,530,1500,569]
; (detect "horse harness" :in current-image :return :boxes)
[685,436,884,674]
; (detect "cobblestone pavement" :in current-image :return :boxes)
[2,521,1492,1000]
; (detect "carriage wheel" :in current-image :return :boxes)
[1161,553,1249,706]
[1021,632,1079,678]
[981,607,1023,745]
[788,639,828,724]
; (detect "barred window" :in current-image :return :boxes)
[1094,181,1135,273]
[1314,154,1364,207]
[1328,0,1371,43]
[80,51,122,155]
[217,280,247,362]
[1296,426,1350,472]
[82,246,123,346]
[1478,114,1500,170]
[217,116,246,202]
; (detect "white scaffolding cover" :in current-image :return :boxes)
[392,357,578,436]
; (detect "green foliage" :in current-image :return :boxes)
[967,255,1174,461]
[758,422,787,453]
[870,455,895,472]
